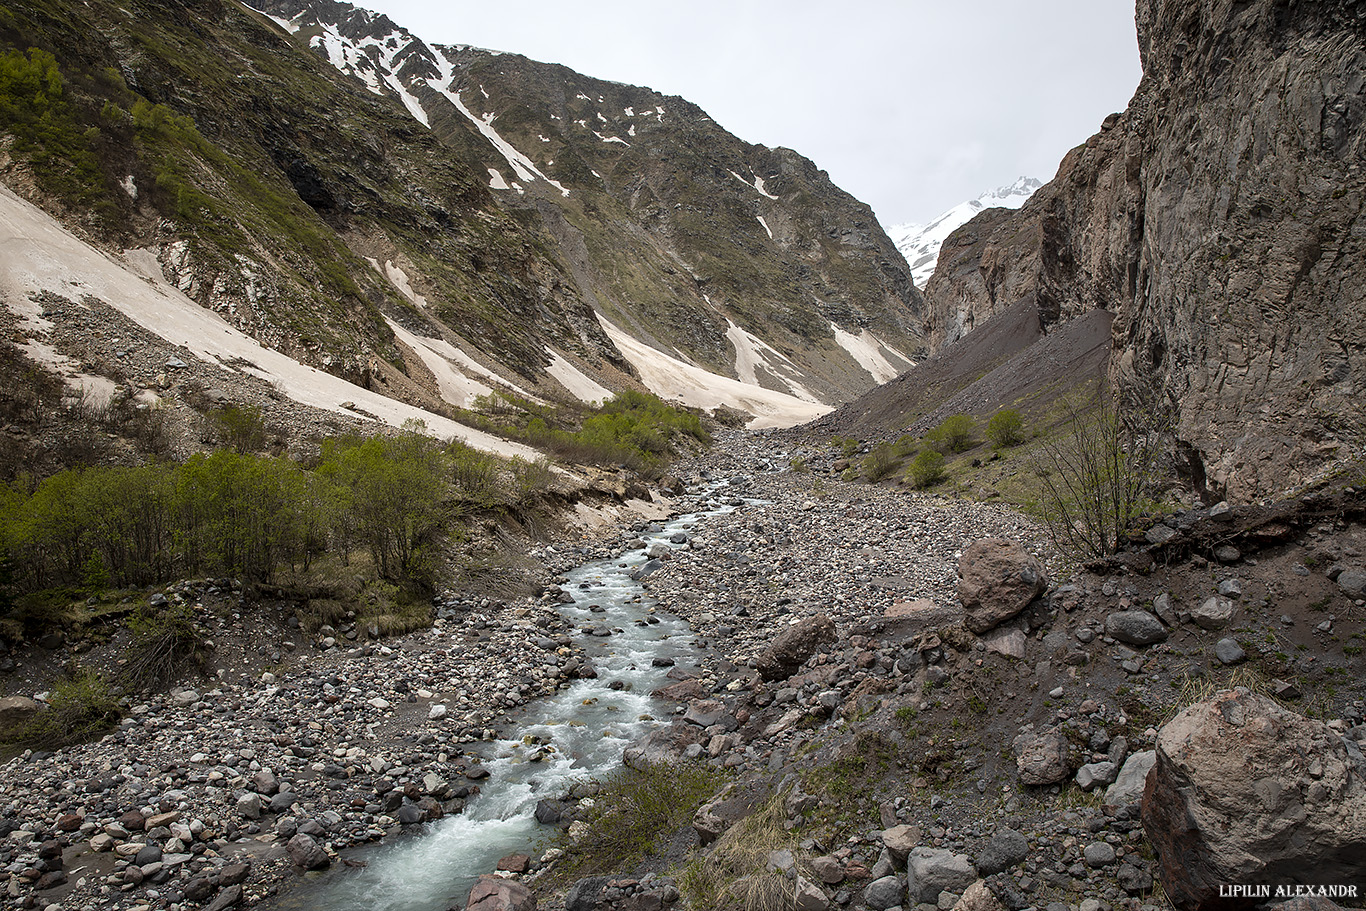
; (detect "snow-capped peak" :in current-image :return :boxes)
[890,177,1042,289]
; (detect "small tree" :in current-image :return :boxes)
[1032,389,1165,559]
[986,409,1025,448]
[907,450,946,489]
[926,414,975,453]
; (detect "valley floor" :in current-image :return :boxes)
[2,433,1364,911]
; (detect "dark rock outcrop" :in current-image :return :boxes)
[922,0,1366,502]
[1142,690,1366,910]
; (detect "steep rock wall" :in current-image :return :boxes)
[922,0,1366,502]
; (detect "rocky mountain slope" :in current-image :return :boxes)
[889,178,1040,289]
[919,0,1366,503]
[0,0,921,447]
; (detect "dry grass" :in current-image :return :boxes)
[679,793,806,911]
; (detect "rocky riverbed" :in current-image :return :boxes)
[3,431,1364,911]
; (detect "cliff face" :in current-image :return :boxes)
[922,0,1366,502]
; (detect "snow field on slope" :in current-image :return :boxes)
[0,186,539,460]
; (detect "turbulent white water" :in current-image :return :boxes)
[279,488,744,911]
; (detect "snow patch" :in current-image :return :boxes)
[729,169,778,200]
[756,215,772,239]
[830,323,915,384]
[379,260,428,308]
[428,57,570,197]
[488,168,510,190]
[544,349,611,404]
[597,316,829,429]
[385,318,494,408]
[723,319,819,403]
[0,185,537,459]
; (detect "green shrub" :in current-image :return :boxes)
[986,409,1025,448]
[907,450,946,489]
[209,404,268,453]
[316,434,447,589]
[1030,389,1166,559]
[10,667,121,747]
[925,414,976,453]
[862,442,900,482]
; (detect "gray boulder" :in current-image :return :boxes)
[1075,761,1118,791]
[906,847,976,904]
[1214,638,1246,665]
[1142,691,1366,910]
[1104,610,1168,646]
[0,696,42,731]
[1011,729,1071,785]
[1190,596,1235,630]
[975,827,1029,875]
[957,539,1047,634]
[863,875,904,911]
[1104,750,1156,805]
[285,834,329,870]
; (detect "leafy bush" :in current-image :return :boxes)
[987,409,1025,448]
[907,450,946,489]
[862,442,900,482]
[0,48,110,211]
[209,404,268,453]
[316,434,447,588]
[925,414,976,453]
[10,667,121,747]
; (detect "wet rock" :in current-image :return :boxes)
[286,833,330,869]
[957,539,1047,634]
[468,874,537,911]
[534,799,562,824]
[1143,691,1366,909]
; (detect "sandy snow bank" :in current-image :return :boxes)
[597,315,830,429]
[0,185,539,460]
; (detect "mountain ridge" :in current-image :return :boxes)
[888,176,1041,288]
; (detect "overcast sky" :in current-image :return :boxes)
[357,1,1142,228]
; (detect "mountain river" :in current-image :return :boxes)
[275,482,750,911]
